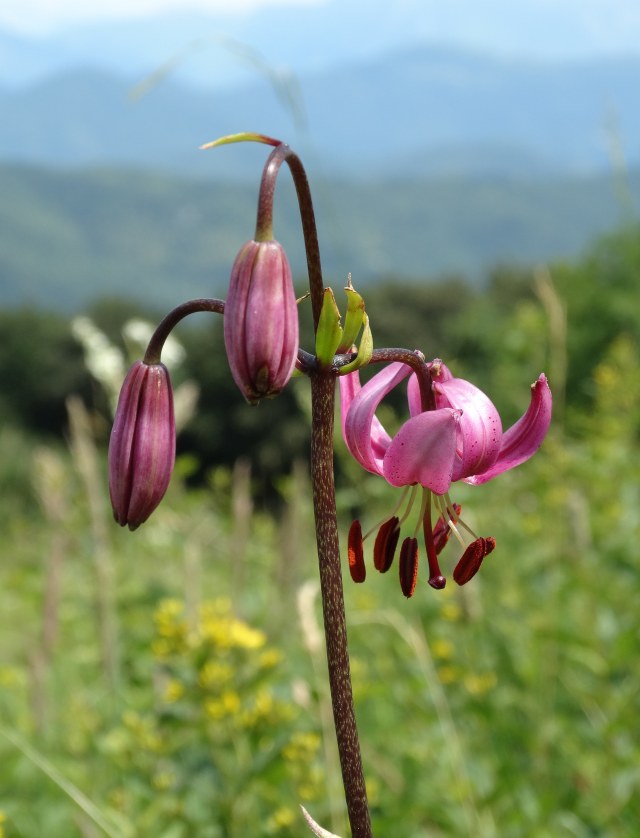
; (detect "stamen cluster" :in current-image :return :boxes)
[348,490,495,598]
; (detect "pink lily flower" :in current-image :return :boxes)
[339,360,551,595]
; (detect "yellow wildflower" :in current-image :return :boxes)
[267,806,296,831]
[198,660,234,688]
[464,672,497,695]
[259,649,283,669]
[440,602,462,622]
[282,732,321,763]
[431,638,454,660]
[227,619,266,650]
[204,690,241,720]
[163,678,185,703]
[437,665,460,685]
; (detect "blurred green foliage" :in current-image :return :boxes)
[2,222,639,484]
[0,222,639,836]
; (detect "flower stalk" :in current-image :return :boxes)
[204,133,372,835]
[144,298,225,364]
[107,132,551,836]
[268,139,373,837]
[310,371,372,837]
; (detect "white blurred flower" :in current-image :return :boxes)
[173,380,199,433]
[122,318,186,367]
[71,316,126,413]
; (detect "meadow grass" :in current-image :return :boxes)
[1,329,638,838]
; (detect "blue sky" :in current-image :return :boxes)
[1,0,639,61]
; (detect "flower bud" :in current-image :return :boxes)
[108,360,176,530]
[224,239,299,404]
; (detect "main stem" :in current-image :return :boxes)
[310,371,372,838]
[262,143,371,835]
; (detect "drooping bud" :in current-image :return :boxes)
[347,520,366,582]
[453,536,496,585]
[108,360,176,530]
[224,239,299,404]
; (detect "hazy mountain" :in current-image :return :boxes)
[2,0,640,90]
[1,162,636,311]
[1,45,638,178]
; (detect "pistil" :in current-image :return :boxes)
[422,490,446,589]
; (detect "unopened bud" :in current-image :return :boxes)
[224,239,299,404]
[108,360,176,530]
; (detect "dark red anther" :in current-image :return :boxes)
[432,503,461,555]
[399,537,419,598]
[347,520,366,583]
[373,516,401,572]
[453,536,495,585]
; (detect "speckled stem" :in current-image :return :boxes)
[257,144,325,329]
[271,144,372,836]
[310,370,372,838]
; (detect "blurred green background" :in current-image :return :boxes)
[0,213,639,835]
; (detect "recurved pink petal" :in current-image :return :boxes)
[435,377,502,481]
[466,373,552,485]
[382,408,459,494]
[339,369,361,445]
[342,363,412,476]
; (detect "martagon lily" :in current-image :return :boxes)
[340,359,552,596]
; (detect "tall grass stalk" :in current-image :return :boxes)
[28,449,70,732]
[67,396,120,694]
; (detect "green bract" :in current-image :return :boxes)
[315,283,373,371]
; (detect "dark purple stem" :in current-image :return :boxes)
[310,372,372,837]
[144,298,224,364]
[370,347,436,411]
[257,144,325,329]
[263,144,372,836]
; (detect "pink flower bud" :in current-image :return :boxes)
[224,239,299,404]
[108,360,176,530]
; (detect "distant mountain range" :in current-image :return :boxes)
[3,0,640,88]
[1,43,638,179]
[2,5,639,311]
[1,163,637,311]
